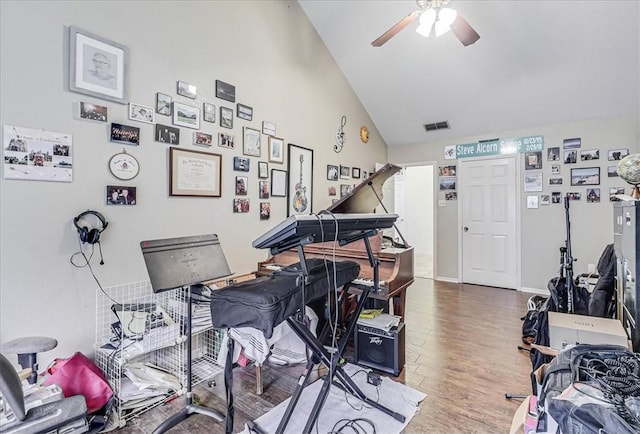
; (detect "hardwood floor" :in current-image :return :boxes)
[112,278,534,433]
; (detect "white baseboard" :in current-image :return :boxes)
[435,276,459,283]
[520,286,550,295]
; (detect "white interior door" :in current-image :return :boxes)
[460,157,518,289]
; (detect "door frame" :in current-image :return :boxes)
[396,160,437,279]
[456,154,522,290]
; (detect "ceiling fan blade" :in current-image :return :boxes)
[450,13,480,46]
[371,11,421,47]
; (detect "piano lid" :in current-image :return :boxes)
[326,163,402,214]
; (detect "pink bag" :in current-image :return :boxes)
[43,352,113,414]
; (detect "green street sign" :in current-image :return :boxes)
[455,135,544,159]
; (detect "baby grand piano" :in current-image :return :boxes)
[257,163,414,318]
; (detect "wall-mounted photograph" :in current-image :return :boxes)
[233,198,249,213]
[564,150,577,164]
[258,161,268,179]
[610,187,625,202]
[155,124,179,145]
[586,188,601,203]
[106,185,136,205]
[438,165,456,176]
[563,137,581,149]
[571,167,600,186]
[608,166,619,177]
[580,149,599,161]
[567,192,581,201]
[327,164,338,181]
[548,176,563,185]
[79,102,107,122]
[339,165,350,180]
[524,151,542,170]
[328,186,337,196]
[216,80,236,102]
[439,176,456,190]
[552,192,562,203]
[111,122,140,146]
[547,147,560,161]
[235,176,248,195]
[268,136,284,164]
[218,132,234,149]
[270,169,287,197]
[237,103,253,121]
[156,92,172,116]
[523,172,543,192]
[233,156,250,172]
[243,127,261,157]
[203,103,215,123]
[172,102,200,129]
[260,202,270,220]
[262,121,276,136]
[129,103,154,124]
[352,167,361,178]
[177,80,197,99]
[259,180,269,198]
[550,164,561,175]
[194,132,212,147]
[220,106,233,129]
[608,148,629,161]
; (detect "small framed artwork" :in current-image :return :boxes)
[169,147,222,197]
[550,164,561,175]
[287,143,314,216]
[340,165,350,179]
[128,103,154,124]
[586,188,601,203]
[608,166,619,177]
[68,26,128,104]
[271,168,287,197]
[156,92,172,116]
[608,148,629,161]
[547,147,560,161]
[340,184,352,197]
[79,102,107,122]
[243,127,261,157]
[439,176,456,190]
[107,185,136,205]
[328,186,337,196]
[235,176,248,195]
[260,202,271,220]
[233,156,250,172]
[567,192,581,201]
[173,102,200,129]
[220,106,233,129]
[233,198,249,213]
[193,132,212,147]
[262,121,276,136]
[237,103,253,121]
[580,149,600,161]
[551,192,562,203]
[259,180,270,198]
[524,151,542,170]
[524,171,543,192]
[216,80,236,102]
[526,195,539,209]
[571,167,600,186]
[540,195,550,206]
[564,150,577,164]
[110,123,140,146]
[352,167,361,178]
[549,177,563,185]
[610,187,625,202]
[258,161,268,179]
[203,103,215,123]
[155,124,179,145]
[268,136,284,164]
[563,137,581,149]
[445,191,457,200]
[327,164,339,181]
[438,165,456,176]
[218,132,234,149]
[177,80,197,99]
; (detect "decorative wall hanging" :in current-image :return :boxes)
[570,167,600,186]
[243,127,261,157]
[111,123,140,146]
[109,148,139,181]
[262,121,276,136]
[172,102,200,129]
[128,103,154,124]
[334,115,346,153]
[106,185,136,205]
[155,124,179,145]
[268,136,284,164]
[79,102,107,122]
[68,26,128,104]
[220,106,233,129]
[203,103,215,123]
[215,80,236,102]
[359,126,369,143]
[287,143,313,216]
[156,93,172,115]
[237,104,253,121]
[271,169,287,197]
[194,132,212,147]
[177,81,197,99]
[3,125,73,182]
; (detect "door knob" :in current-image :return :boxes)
[463,226,469,232]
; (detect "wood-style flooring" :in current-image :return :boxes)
[113,278,534,433]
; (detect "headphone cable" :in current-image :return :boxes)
[70,238,119,305]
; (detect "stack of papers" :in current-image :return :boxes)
[119,363,182,410]
[356,313,401,331]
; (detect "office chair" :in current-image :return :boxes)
[0,352,88,433]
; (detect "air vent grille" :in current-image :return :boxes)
[424,121,450,132]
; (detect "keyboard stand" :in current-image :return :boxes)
[274,234,405,433]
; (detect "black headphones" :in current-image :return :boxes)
[74,210,108,245]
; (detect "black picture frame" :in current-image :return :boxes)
[177,80,197,99]
[352,167,361,178]
[571,167,600,186]
[233,156,250,172]
[271,168,287,197]
[327,164,338,181]
[220,106,233,129]
[110,123,140,146]
[287,143,313,216]
[154,123,180,145]
[216,80,236,102]
[237,103,253,121]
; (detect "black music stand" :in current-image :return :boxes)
[252,213,406,433]
[140,234,232,434]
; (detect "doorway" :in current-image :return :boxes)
[392,164,435,279]
[459,156,519,289]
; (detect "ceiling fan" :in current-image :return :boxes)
[371,0,480,47]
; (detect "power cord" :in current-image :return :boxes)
[70,237,120,305]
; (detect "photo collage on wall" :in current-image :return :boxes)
[438,165,457,201]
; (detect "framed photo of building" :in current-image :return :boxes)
[68,26,128,104]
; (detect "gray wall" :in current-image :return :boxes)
[0,1,387,366]
[388,115,640,289]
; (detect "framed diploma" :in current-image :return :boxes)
[169,147,222,197]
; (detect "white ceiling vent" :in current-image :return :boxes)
[424,121,450,132]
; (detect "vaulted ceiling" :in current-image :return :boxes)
[299,0,640,147]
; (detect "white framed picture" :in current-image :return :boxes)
[173,102,200,130]
[128,103,154,124]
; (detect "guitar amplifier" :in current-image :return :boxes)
[354,322,405,376]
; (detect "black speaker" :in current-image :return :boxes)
[355,322,405,376]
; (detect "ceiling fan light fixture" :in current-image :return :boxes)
[415,9,436,38]
[434,7,457,37]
